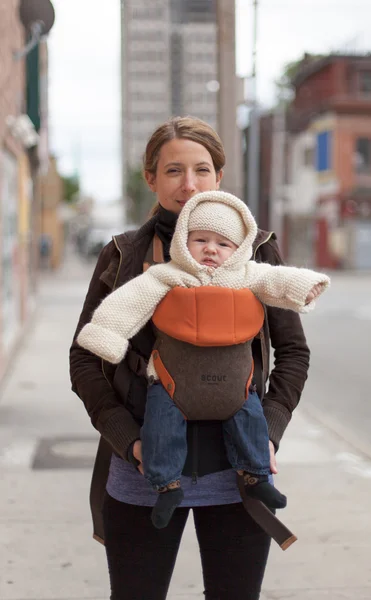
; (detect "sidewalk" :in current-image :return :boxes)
[1,252,371,599]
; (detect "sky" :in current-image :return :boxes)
[48,0,371,204]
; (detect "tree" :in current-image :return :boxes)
[126,166,155,224]
[62,174,80,204]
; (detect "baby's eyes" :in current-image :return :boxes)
[193,239,231,247]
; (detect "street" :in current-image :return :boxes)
[1,252,371,599]
[302,273,371,458]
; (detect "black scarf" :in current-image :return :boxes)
[154,205,178,262]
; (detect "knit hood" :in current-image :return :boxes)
[170,191,258,275]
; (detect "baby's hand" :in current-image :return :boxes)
[305,283,325,304]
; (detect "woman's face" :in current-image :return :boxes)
[145,138,223,214]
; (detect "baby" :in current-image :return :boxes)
[78,191,330,528]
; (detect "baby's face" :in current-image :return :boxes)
[187,230,238,268]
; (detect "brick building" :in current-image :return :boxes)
[286,54,371,269]
[0,0,30,376]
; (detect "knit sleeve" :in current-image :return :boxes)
[246,261,330,312]
[77,269,170,364]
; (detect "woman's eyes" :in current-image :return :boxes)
[166,168,210,174]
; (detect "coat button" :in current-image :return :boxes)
[167,383,173,391]
[153,351,158,360]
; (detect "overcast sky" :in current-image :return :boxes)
[48,0,371,204]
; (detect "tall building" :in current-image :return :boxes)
[121,0,242,209]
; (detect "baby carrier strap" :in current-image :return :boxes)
[143,234,164,272]
[152,286,264,346]
[123,233,164,379]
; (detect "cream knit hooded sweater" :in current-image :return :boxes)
[77,191,330,367]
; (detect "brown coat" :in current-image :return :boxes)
[69,215,310,543]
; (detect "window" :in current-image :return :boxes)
[129,64,166,76]
[303,147,314,167]
[170,0,216,24]
[26,45,40,131]
[130,31,163,43]
[316,131,332,172]
[131,91,165,102]
[132,6,164,20]
[354,138,371,172]
[184,0,216,23]
[130,50,166,62]
[360,71,371,94]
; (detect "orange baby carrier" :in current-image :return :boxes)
[151,285,265,421]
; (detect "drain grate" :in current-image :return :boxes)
[32,436,99,469]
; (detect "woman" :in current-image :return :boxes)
[69,116,310,600]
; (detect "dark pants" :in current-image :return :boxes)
[141,384,270,489]
[103,493,272,600]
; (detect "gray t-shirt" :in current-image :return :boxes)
[107,455,274,506]
[107,454,243,507]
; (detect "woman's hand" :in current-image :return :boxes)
[269,440,278,475]
[305,283,325,304]
[133,440,144,474]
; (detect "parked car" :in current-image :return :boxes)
[84,227,112,259]
[83,223,137,259]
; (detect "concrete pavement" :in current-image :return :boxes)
[296,271,371,461]
[1,253,371,599]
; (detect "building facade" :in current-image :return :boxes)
[0,0,30,376]
[0,0,57,381]
[286,54,371,269]
[121,0,242,211]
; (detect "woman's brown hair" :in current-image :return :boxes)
[144,116,226,216]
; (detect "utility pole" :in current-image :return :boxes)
[120,0,127,223]
[269,102,286,245]
[246,0,260,220]
[217,0,242,198]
